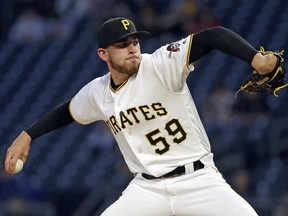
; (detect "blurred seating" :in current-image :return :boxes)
[0,0,288,215]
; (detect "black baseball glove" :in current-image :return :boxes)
[236,47,288,97]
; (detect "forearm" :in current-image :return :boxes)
[25,100,75,140]
[5,99,74,174]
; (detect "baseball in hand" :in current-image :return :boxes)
[14,159,24,173]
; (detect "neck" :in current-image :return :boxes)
[110,71,130,85]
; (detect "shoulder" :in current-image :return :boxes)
[151,35,193,58]
[141,53,152,62]
[141,35,193,66]
[76,73,110,97]
[88,73,110,87]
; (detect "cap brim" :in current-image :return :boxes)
[112,31,150,44]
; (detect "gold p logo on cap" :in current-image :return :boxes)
[121,20,130,30]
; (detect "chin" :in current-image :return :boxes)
[126,62,140,73]
[127,67,139,75]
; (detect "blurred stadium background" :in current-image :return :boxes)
[0,0,288,215]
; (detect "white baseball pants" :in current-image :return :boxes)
[101,166,258,216]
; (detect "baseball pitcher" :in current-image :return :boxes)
[5,17,287,216]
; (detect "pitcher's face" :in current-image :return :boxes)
[106,35,142,75]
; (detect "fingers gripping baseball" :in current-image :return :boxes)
[5,131,31,174]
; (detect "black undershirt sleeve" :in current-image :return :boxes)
[189,26,258,65]
[25,100,75,140]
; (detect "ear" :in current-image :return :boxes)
[97,48,108,61]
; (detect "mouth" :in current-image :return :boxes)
[126,55,140,61]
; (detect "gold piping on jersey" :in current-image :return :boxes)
[186,34,194,71]
[109,79,128,93]
[68,98,86,125]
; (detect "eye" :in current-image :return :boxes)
[114,39,139,49]
[116,42,129,48]
[132,40,139,46]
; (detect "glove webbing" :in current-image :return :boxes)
[273,82,288,97]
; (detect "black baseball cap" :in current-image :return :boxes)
[97,17,150,48]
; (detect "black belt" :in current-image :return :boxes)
[142,160,204,180]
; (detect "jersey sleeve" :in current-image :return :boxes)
[69,80,102,125]
[150,35,194,91]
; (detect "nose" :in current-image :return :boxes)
[128,42,138,53]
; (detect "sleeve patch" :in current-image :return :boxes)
[167,42,182,52]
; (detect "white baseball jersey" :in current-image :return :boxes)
[69,35,212,176]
